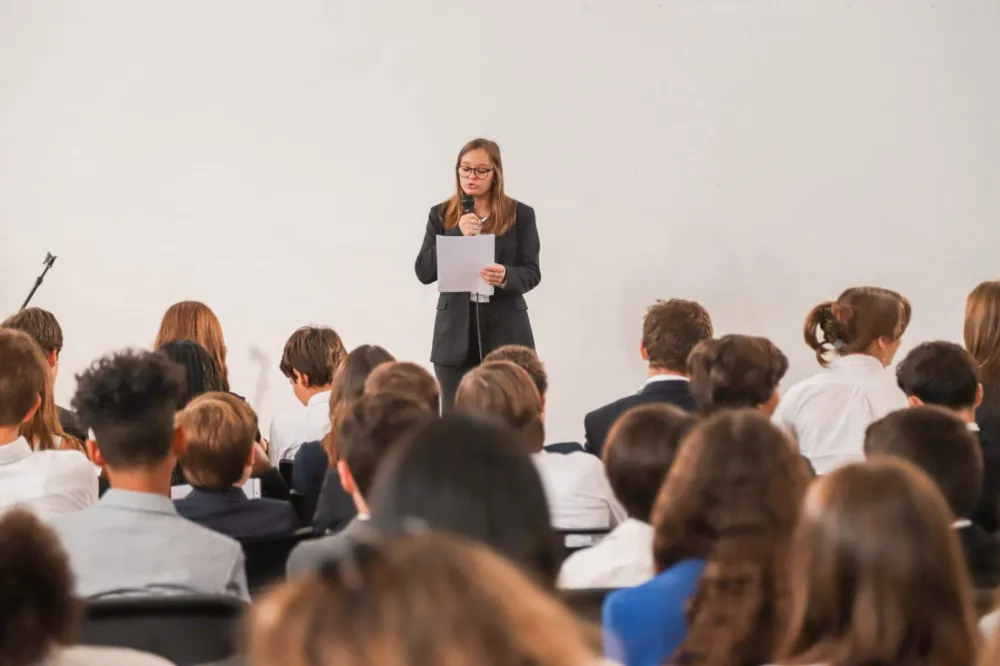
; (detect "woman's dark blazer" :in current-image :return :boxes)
[414,200,540,366]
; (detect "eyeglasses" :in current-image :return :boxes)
[457,166,494,179]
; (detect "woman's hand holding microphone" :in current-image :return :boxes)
[459,213,481,236]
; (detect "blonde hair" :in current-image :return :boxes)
[454,361,545,452]
[154,301,230,390]
[364,361,440,413]
[246,532,596,666]
[176,392,256,489]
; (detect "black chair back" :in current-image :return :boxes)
[79,595,246,666]
[241,528,314,593]
[560,587,617,623]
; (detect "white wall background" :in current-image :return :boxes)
[1,0,997,443]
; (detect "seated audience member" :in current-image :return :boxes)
[773,287,910,474]
[271,326,346,463]
[364,361,441,413]
[603,409,809,666]
[251,534,597,666]
[174,393,298,540]
[369,413,562,587]
[456,361,626,530]
[154,300,232,390]
[687,334,788,416]
[775,459,977,666]
[559,404,695,590]
[51,350,249,600]
[896,340,1000,532]
[864,406,1000,589]
[0,510,173,666]
[303,345,394,533]
[287,393,433,575]
[0,330,97,520]
[1,307,86,442]
[966,280,1000,448]
[584,299,711,457]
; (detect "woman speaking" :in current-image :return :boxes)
[415,138,541,411]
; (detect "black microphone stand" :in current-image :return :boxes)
[21,253,57,309]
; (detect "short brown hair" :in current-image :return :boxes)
[177,392,257,489]
[364,362,440,414]
[279,326,346,388]
[642,299,713,372]
[1,308,63,356]
[454,361,545,453]
[0,510,78,666]
[338,393,433,498]
[687,335,788,414]
[604,404,696,523]
[0,330,46,427]
[484,345,547,398]
[804,286,911,367]
[864,406,982,518]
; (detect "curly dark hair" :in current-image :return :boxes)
[653,409,810,666]
[0,510,78,666]
[71,349,186,468]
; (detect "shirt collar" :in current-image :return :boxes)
[968,422,982,433]
[308,390,332,407]
[828,354,887,373]
[952,518,972,529]
[0,437,33,465]
[644,373,688,386]
[100,489,178,516]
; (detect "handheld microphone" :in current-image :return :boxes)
[461,194,475,215]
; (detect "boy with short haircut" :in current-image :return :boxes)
[364,361,441,414]
[687,334,789,416]
[0,330,97,520]
[896,341,1000,532]
[559,404,696,589]
[51,350,248,600]
[174,393,298,540]
[287,392,432,575]
[270,326,346,462]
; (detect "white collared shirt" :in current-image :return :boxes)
[269,390,332,463]
[0,437,98,521]
[773,354,909,475]
[643,373,688,389]
[532,451,627,530]
[558,518,654,589]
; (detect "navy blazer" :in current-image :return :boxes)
[174,488,299,541]
[972,430,1000,534]
[584,380,697,458]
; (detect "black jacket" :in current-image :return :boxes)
[584,380,697,458]
[174,487,299,541]
[971,429,1000,533]
[415,201,540,365]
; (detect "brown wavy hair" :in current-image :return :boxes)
[966,280,1000,414]
[441,139,517,237]
[246,532,597,666]
[19,339,82,454]
[653,409,810,666]
[804,287,911,367]
[154,301,230,390]
[454,361,545,453]
[778,459,977,666]
[323,345,395,464]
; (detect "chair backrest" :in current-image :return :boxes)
[79,595,246,666]
[556,528,610,559]
[241,528,314,594]
[289,492,319,527]
[560,588,617,623]
[277,460,294,488]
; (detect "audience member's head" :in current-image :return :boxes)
[0,510,78,666]
[0,329,46,442]
[896,341,982,423]
[603,404,696,523]
[176,392,258,491]
[369,413,560,586]
[778,459,976,666]
[336,392,433,515]
[454,361,545,453]
[279,326,347,405]
[1,307,63,377]
[323,344,395,462]
[14,334,82,453]
[154,300,230,390]
[687,334,788,416]
[805,286,911,368]
[654,409,809,666]
[965,280,1000,417]
[72,350,186,484]
[248,533,596,666]
[864,406,982,520]
[157,339,226,408]
[364,361,441,414]
[641,299,713,375]
[483,345,547,403]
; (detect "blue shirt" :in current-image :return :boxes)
[602,558,706,666]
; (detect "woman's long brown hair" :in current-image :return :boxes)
[323,345,395,464]
[966,281,1000,413]
[441,138,517,237]
[20,342,82,454]
[653,409,810,666]
[803,286,911,367]
[154,301,230,391]
[779,459,977,666]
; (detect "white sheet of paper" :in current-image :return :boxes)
[437,234,495,295]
